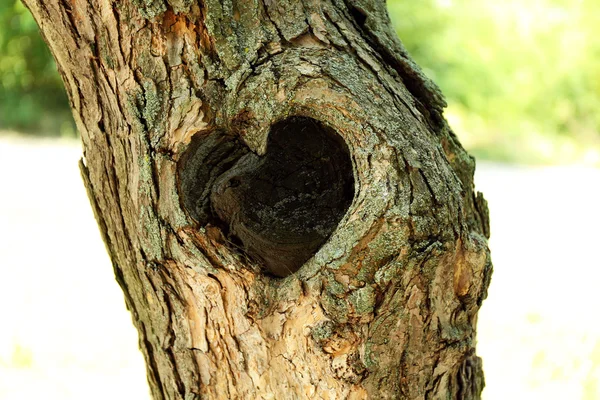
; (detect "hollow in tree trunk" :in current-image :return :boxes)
[23,0,492,398]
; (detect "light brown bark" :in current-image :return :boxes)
[24,0,492,398]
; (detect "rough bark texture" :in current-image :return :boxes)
[24,0,492,398]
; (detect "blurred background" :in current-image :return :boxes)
[0,0,598,399]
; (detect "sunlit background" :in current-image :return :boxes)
[1,0,599,399]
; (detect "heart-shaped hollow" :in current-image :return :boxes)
[178,117,355,277]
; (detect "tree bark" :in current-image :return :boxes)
[24,0,492,398]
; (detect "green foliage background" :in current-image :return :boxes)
[1,0,599,163]
[389,0,600,164]
[0,0,74,136]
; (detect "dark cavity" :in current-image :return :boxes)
[178,117,354,277]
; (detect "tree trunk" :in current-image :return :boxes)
[24,0,492,398]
